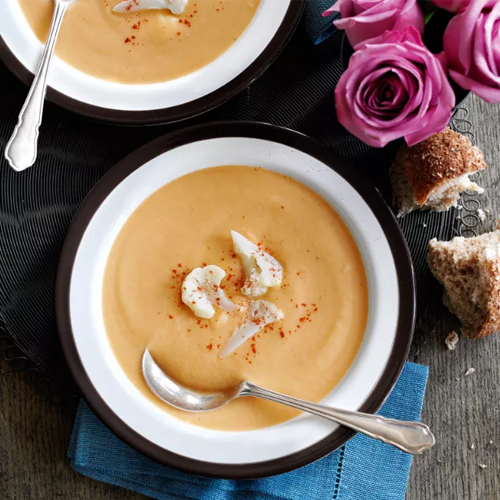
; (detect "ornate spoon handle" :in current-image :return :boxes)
[5,0,70,171]
[242,382,435,455]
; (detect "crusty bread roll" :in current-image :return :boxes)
[390,128,486,217]
[428,225,500,339]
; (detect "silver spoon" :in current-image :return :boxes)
[142,350,435,455]
[5,0,76,171]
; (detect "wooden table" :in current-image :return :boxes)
[1,95,500,500]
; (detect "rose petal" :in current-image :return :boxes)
[450,69,500,102]
[327,0,424,47]
[479,2,500,81]
[445,0,500,103]
[354,60,422,128]
[335,9,400,47]
[446,0,492,74]
[432,0,471,13]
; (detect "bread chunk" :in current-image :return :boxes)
[391,128,486,216]
[428,228,500,339]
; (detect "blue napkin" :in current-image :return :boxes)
[69,362,428,500]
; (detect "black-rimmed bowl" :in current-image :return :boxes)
[0,1,305,125]
[55,121,415,479]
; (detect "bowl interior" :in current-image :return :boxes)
[64,132,408,469]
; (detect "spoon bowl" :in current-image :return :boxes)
[142,349,435,455]
[143,349,245,412]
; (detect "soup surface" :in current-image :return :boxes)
[102,166,369,430]
[18,0,260,84]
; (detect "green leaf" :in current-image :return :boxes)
[419,0,437,23]
[425,10,436,24]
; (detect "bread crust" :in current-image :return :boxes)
[391,128,486,215]
[428,233,500,339]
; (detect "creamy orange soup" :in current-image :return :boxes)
[19,0,260,84]
[102,166,369,430]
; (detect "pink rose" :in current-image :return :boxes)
[323,0,424,47]
[432,0,470,12]
[335,28,456,148]
[444,0,500,103]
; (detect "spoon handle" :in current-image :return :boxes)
[4,0,69,171]
[242,382,435,455]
